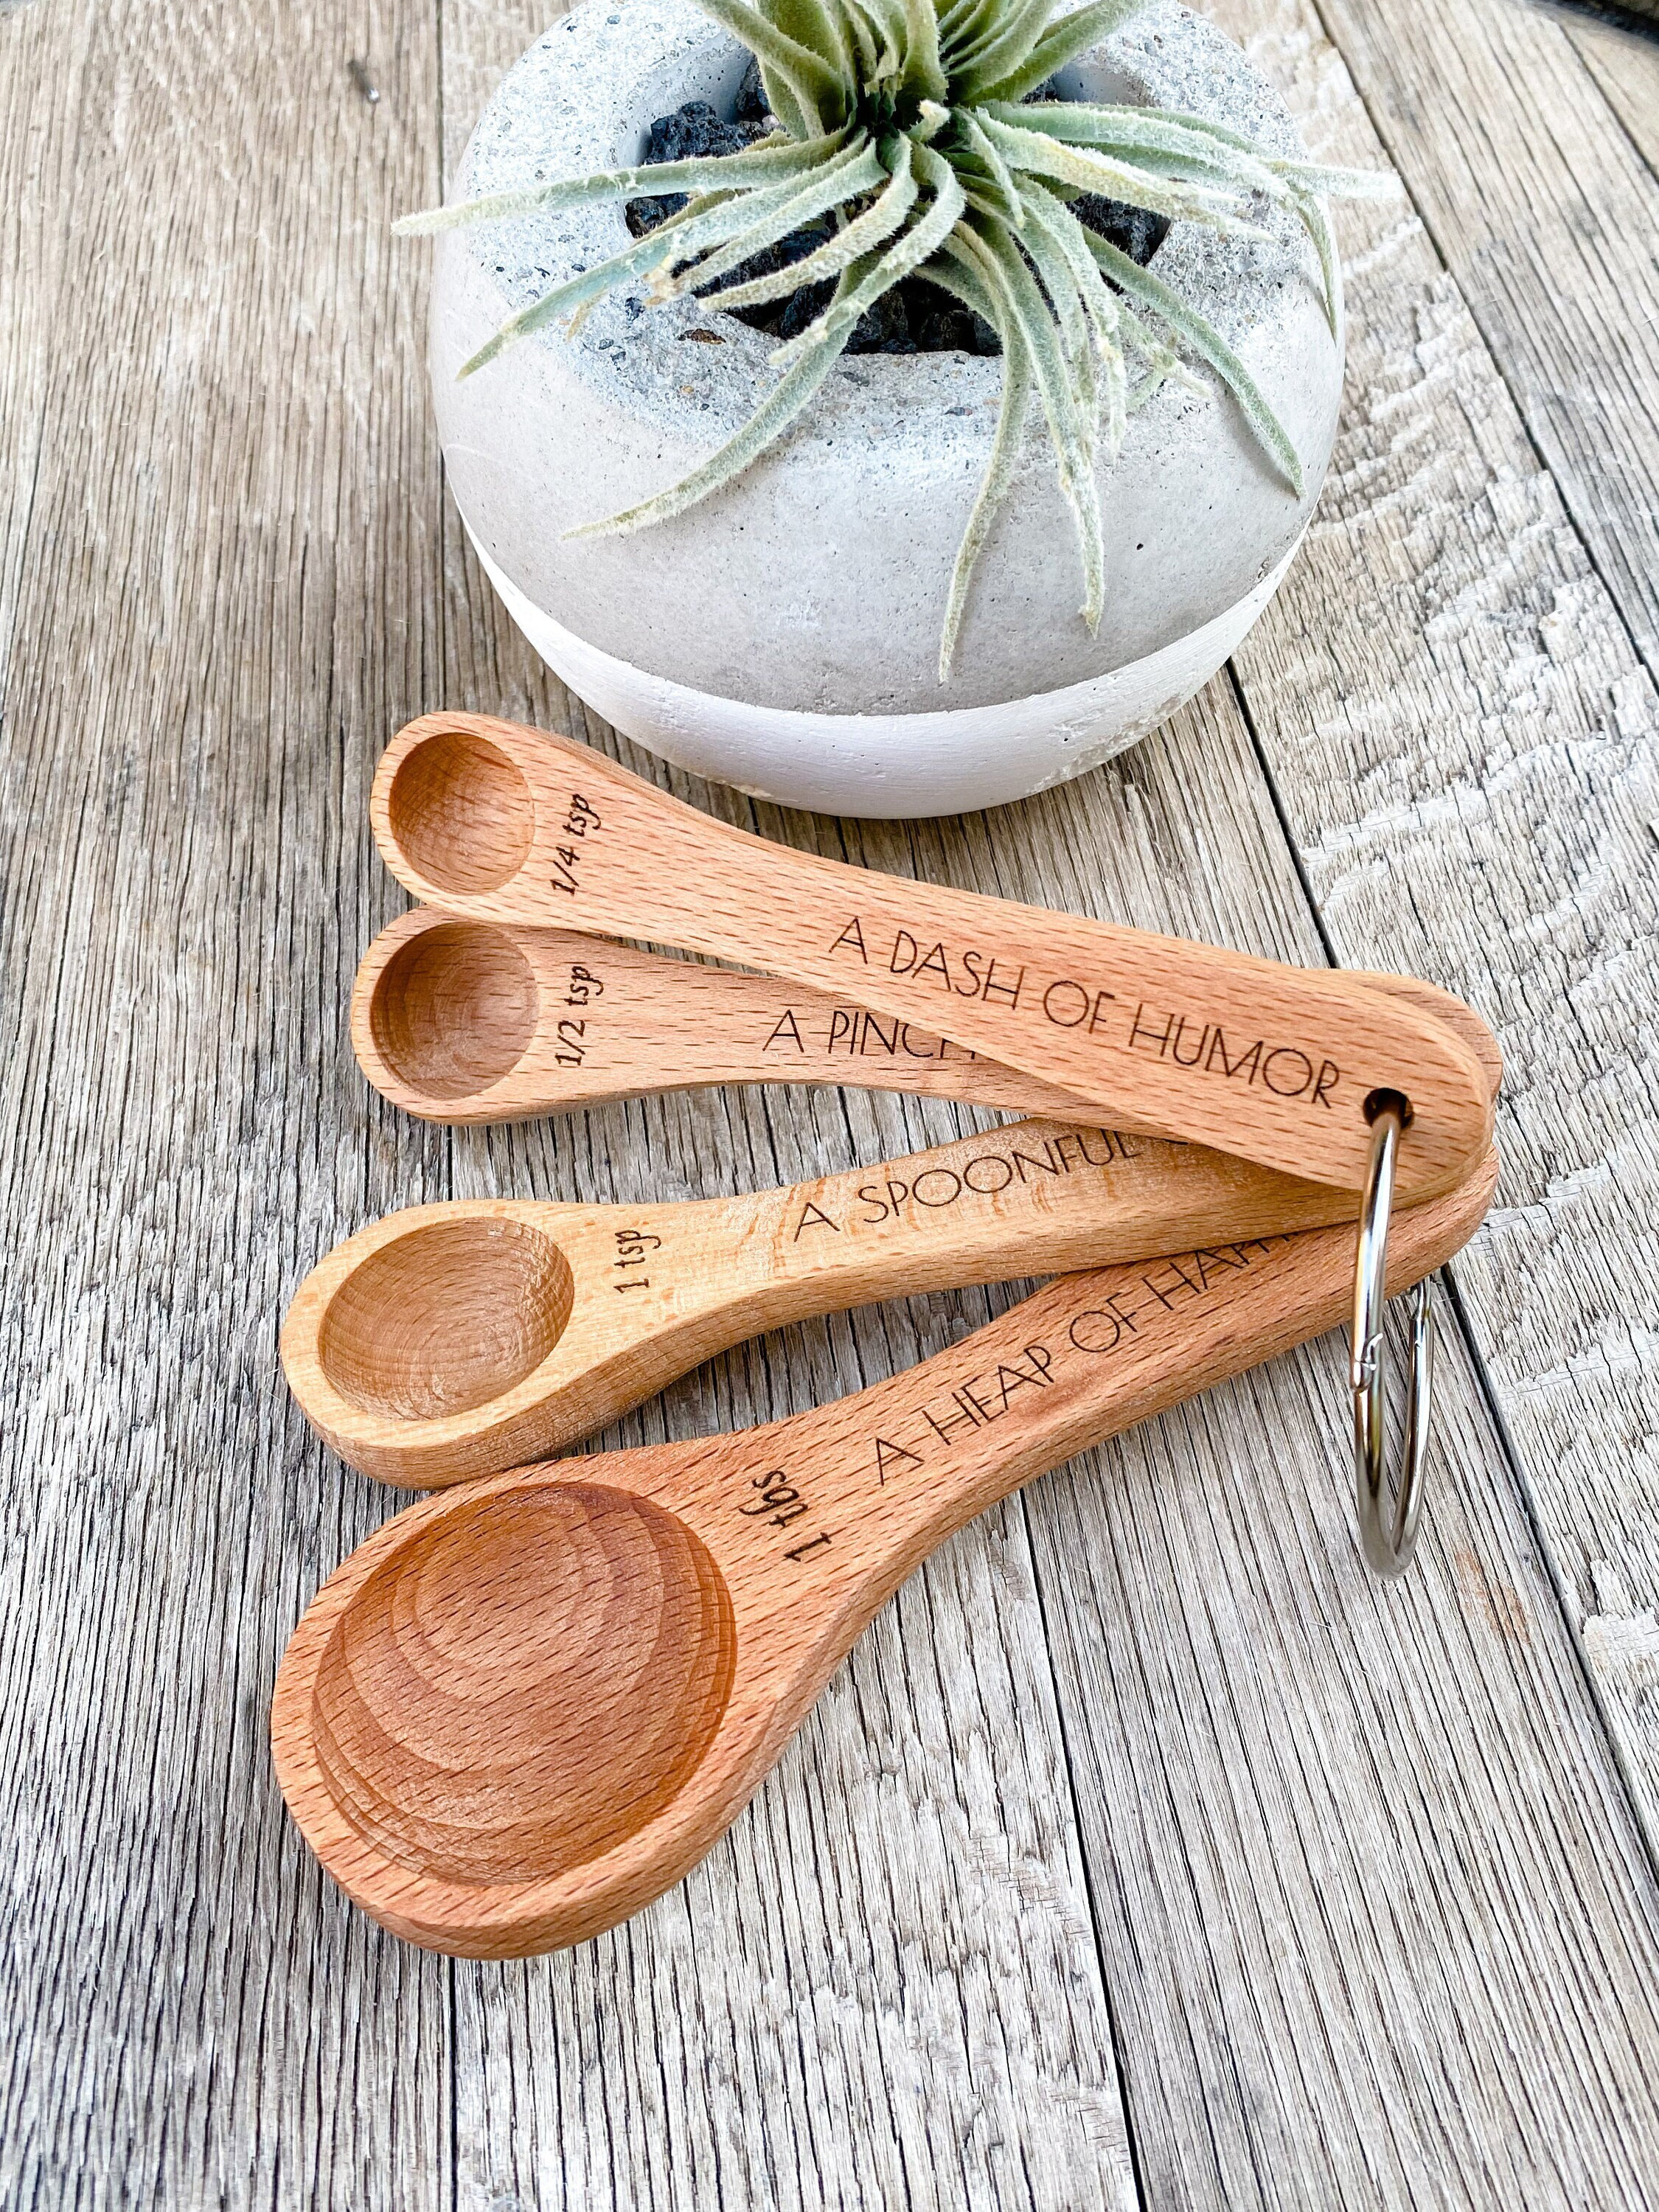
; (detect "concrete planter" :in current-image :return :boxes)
[430,0,1343,818]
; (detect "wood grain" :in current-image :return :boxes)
[0,0,454,2205]
[1307,0,1659,686]
[429,742,1659,2194]
[1570,13,1659,176]
[0,0,1656,2199]
[371,712,1496,1200]
[354,905,1107,1121]
[352,902,1503,1123]
[430,0,1659,2195]
[1213,0,1659,1854]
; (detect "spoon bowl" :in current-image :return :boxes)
[316,1217,576,1422]
[308,1480,734,1888]
[385,726,534,895]
[274,1147,1498,1956]
[366,919,543,1103]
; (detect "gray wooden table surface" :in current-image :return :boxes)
[2,0,1657,2203]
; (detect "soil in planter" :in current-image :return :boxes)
[625,59,1171,354]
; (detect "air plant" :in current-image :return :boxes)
[397,0,1389,678]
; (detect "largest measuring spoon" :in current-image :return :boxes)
[272,1147,1496,1958]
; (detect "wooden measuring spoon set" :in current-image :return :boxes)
[274,711,1502,1958]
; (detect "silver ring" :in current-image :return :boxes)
[1350,1094,1436,1577]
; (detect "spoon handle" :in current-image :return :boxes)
[353,906,1502,1128]
[353,907,1099,1123]
[370,714,1493,1200]
[622,1146,1499,1626]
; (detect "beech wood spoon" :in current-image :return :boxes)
[272,1146,1497,1958]
[282,1116,1449,1489]
[369,712,1494,1200]
[352,904,1503,1129]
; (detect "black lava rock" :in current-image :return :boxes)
[773,279,922,351]
[905,276,1001,355]
[704,220,834,332]
[916,305,1000,353]
[1071,192,1171,269]
[625,102,772,237]
[845,286,915,352]
[625,192,682,237]
[771,276,830,340]
[647,98,764,166]
[625,94,1171,345]
[733,56,770,122]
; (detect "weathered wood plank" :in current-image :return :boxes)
[0,0,95,709]
[1569,13,1659,178]
[1214,0,1659,1852]
[933,698,1659,2209]
[4,0,1658,2202]
[448,1488,1138,2211]
[1308,0,1659,685]
[1032,1312,1659,2207]
[0,0,456,2204]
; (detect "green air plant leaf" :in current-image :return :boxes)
[648,136,887,297]
[923,256,1032,678]
[969,0,1145,100]
[1085,229,1304,490]
[708,135,920,310]
[956,213,1106,630]
[390,129,846,234]
[397,0,1395,675]
[946,0,1059,93]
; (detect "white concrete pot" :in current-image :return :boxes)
[431,0,1343,818]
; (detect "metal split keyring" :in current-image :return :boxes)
[1350,1091,1436,1577]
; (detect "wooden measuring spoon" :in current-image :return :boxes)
[271,1146,1497,1958]
[369,712,1494,1200]
[282,1117,1393,1488]
[352,905,1503,1128]
[352,906,1095,1124]
[300,1002,1498,1486]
